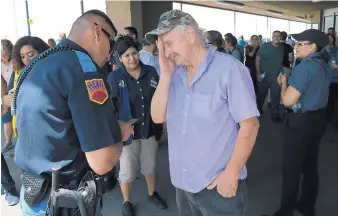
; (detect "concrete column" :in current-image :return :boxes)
[106,0,132,35]
[105,0,143,38]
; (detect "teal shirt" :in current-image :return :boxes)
[257,42,283,81]
[288,52,332,112]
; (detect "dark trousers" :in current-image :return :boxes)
[327,83,338,122]
[176,180,246,216]
[257,79,281,118]
[279,110,326,215]
[1,153,16,193]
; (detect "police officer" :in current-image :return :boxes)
[273,29,331,216]
[14,10,133,216]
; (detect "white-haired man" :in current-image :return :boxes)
[146,10,260,216]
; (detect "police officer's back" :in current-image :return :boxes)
[14,10,133,216]
[274,29,331,216]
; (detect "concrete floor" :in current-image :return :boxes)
[1,112,338,216]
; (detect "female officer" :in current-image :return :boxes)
[273,29,331,216]
[2,36,49,137]
[108,36,167,216]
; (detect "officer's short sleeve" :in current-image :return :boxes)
[288,65,309,94]
[68,54,121,152]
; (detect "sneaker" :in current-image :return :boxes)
[5,190,19,206]
[122,201,135,216]
[1,142,15,154]
[148,191,167,210]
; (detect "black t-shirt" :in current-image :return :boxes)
[245,45,259,73]
[282,43,294,68]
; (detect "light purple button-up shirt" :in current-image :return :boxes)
[166,46,260,193]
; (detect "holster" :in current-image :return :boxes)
[49,171,106,216]
[21,172,51,206]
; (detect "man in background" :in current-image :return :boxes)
[124,26,143,51]
[139,39,160,75]
[280,31,294,70]
[256,30,284,121]
[225,35,243,63]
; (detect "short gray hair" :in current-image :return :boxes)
[175,25,207,45]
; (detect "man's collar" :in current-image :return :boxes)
[123,62,147,80]
[59,38,101,69]
[59,38,88,54]
[303,52,322,61]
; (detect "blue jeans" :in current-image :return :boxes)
[20,187,102,216]
[176,180,246,216]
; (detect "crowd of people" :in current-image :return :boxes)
[1,8,337,216]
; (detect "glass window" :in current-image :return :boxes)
[182,3,235,36]
[312,24,319,30]
[173,2,181,10]
[268,17,289,37]
[289,21,307,34]
[335,16,338,32]
[235,12,267,41]
[324,16,334,32]
[306,24,312,29]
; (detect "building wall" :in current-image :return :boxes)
[142,1,172,37]
[130,1,144,39]
[106,1,132,35]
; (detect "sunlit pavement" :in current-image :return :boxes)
[2,111,338,216]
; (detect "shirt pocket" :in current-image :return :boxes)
[191,93,214,118]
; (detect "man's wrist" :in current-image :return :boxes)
[223,166,240,179]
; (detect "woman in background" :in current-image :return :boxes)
[245,35,260,94]
[3,36,49,137]
[108,36,166,216]
[206,30,227,53]
[1,39,14,153]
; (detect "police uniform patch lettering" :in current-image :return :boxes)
[119,80,126,88]
[85,79,108,104]
[150,78,158,88]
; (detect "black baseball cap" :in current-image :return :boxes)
[291,29,329,48]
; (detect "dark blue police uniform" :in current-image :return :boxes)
[277,52,332,216]
[108,62,162,143]
[15,38,121,216]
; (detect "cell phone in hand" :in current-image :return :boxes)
[126,118,140,125]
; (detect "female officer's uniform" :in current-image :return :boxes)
[275,29,332,216]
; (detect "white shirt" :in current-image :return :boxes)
[1,60,13,84]
[139,50,160,75]
[286,38,295,47]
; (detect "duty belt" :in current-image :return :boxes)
[46,166,107,216]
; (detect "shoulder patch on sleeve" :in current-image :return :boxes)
[85,79,109,104]
[74,51,97,73]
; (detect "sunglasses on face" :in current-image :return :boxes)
[94,23,115,54]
